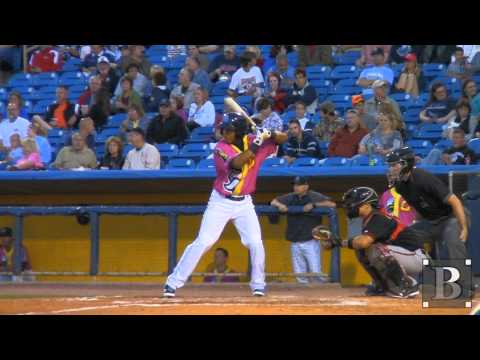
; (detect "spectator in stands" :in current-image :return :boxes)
[28,45,63,73]
[146,98,188,145]
[357,48,394,97]
[328,109,369,158]
[252,97,283,132]
[115,63,148,97]
[186,56,212,92]
[447,47,472,80]
[27,120,52,165]
[356,45,392,67]
[422,45,457,65]
[119,103,150,142]
[170,68,201,111]
[203,248,241,283]
[78,87,111,130]
[358,112,403,158]
[98,136,125,170]
[42,86,78,129]
[267,54,295,89]
[96,56,119,96]
[446,99,479,141]
[3,134,23,165]
[53,132,97,170]
[188,45,209,71]
[170,96,188,124]
[246,45,265,68]
[352,94,377,131]
[63,117,97,150]
[208,45,240,83]
[144,71,171,113]
[81,45,115,74]
[462,79,480,119]
[293,100,315,132]
[285,68,318,115]
[2,92,29,120]
[187,88,215,131]
[123,128,161,170]
[0,227,32,273]
[167,45,187,59]
[270,176,335,284]
[78,76,102,108]
[119,45,152,77]
[313,101,344,142]
[283,119,321,164]
[7,138,43,171]
[378,101,406,140]
[419,82,456,125]
[297,45,333,67]
[264,72,288,114]
[394,53,424,97]
[422,128,477,165]
[113,77,143,114]
[227,52,264,100]
[270,45,295,59]
[364,80,402,122]
[0,102,31,151]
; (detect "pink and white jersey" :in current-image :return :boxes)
[213,134,277,196]
[379,188,417,226]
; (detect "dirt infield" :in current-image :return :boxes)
[0,282,477,315]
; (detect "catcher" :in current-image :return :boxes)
[312,186,428,298]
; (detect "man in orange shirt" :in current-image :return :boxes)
[43,86,78,129]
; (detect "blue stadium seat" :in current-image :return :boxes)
[306,65,331,80]
[69,84,88,93]
[334,86,362,96]
[236,95,253,110]
[59,78,87,87]
[7,73,33,88]
[155,143,179,159]
[96,143,106,157]
[149,55,168,66]
[434,139,453,151]
[413,123,444,140]
[403,109,421,125]
[122,144,134,156]
[407,139,434,157]
[48,128,67,139]
[166,158,196,169]
[350,155,384,166]
[0,88,8,101]
[261,157,287,168]
[329,65,359,80]
[333,51,361,65]
[211,81,229,96]
[326,94,352,108]
[31,72,59,87]
[96,128,120,142]
[188,126,215,143]
[106,114,126,128]
[389,93,416,107]
[318,141,329,154]
[468,138,480,156]
[175,143,211,160]
[32,99,55,114]
[290,157,318,167]
[11,86,34,96]
[414,93,429,106]
[422,63,446,78]
[310,79,332,90]
[0,102,5,114]
[320,157,351,166]
[197,159,216,169]
[37,85,58,95]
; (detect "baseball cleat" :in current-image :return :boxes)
[365,284,386,296]
[163,284,176,298]
[252,289,265,297]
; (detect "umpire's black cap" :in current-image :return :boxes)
[0,227,13,237]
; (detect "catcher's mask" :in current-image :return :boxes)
[385,147,415,186]
[222,112,249,138]
[342,186,379,219]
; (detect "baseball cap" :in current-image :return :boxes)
[292,176,309,185]
[158,98,170,107]
[372,80,388,88]
[0,227,12,237]
[97,56,110,65]
[351,95,364,106]
[404,53,417,62]
[371,47,385,57]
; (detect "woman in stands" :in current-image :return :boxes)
[80,87,111,130]
[358,112,403,158]
[445,99,479,141]
[246,45,264,69]
[99,136,125,170]
[419,82,456,124]
[28,120,52,165]
[112,76,143,114]
[7,138,43,171]
[378,102,407,141]
[186,87,215,132]
[118,103,150,142]
[394,53,424,97]
[2,92,29,120]
[264,72,288,114]
[461,79,480,119]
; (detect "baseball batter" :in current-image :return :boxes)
[163,112,287,297]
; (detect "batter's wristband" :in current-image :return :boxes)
[250,142,260,154]
[347,237,354,249]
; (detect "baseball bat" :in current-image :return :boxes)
[224,97,258,131]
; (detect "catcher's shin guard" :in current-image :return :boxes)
[355,249,388,291]
[368,244,413,296]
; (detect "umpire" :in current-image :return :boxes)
[271,176,337,283]
[385,147,469,259]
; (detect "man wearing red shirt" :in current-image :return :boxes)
[328,109,369,158]
[28,45,63,73]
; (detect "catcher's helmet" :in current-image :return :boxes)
[385,147,415,183]
[221,112,248,137]
[342,187,379,219]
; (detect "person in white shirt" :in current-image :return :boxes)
[187,88,216,131]
[228,52,264,99]
[0,102,30,151]
[122,128,161,170]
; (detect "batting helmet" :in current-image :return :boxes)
[222,112,249,137]
[342,186,379,219]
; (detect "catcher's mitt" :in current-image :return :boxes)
[312,225,341,249]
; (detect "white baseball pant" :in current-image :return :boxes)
[290,240,325,284]
[166,189,266,291]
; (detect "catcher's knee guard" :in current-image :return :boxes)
[367,244,413,295]
[355,249,388,291]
